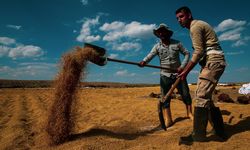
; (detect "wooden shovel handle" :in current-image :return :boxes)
[161,77,181,103]
[107,58,177,72]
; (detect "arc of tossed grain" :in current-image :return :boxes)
[46,47,99,145]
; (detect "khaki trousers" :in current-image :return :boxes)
[195,60,226,108]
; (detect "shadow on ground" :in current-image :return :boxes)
[69,124,162,141]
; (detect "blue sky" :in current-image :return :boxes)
[0,0,250,83]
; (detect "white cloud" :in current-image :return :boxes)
[236,67,249,72]
[100,21,125,31]
[101,21,156,41]
[19,62,56,68]
[215,19,250,47]
[80,0,88,5]
[0,66,11,72]
[0,37,16,45]
[0,37,44,59]
[0,63,57,79]
[124,21,156,38]
[226,50,244,55]
[108,53,118,58]
[111,42,142,51]
[214,19,247,32]
[9,45,44,59]
[6,24,22,30]
[218,27,243,41]
[115,69,136,77]
[0,46,10,57]
[76,17,155,53]
[232,36,250,47]
[76,16,101,43]
[103,31,123,41]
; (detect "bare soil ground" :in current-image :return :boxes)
[0,85,249,150]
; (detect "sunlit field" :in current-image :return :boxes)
[0,85,250,150]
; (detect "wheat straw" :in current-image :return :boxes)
[47,46,98,145]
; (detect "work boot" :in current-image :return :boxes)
[163,108,174,128]
[179,107,208,145]
[158,102,166,130]
[209,106,227,141]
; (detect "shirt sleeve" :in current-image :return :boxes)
[178,42,190,68]
[143,44,158,63]
[190,24,205,63]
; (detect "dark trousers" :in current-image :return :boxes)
[160,75,192,108]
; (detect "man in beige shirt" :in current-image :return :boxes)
[175,6,227,145]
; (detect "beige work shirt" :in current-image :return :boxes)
[190,20,223,63]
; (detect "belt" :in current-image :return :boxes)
[206,46,224,55]
[206,50,224,55]
[162,69,177,73]
[206,46,222,51]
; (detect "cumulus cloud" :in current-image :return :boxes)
[0,63,56,79]
[218,27,243,41]
[76,16,101,43]
[124,21,156,38]
[8,45,44,59]
[0,46,10,57]
[6,24,22,30]
[76,16,155,52]
[236,67,249,72]
[0,66,11,72]
[215,19,250,47]
[214,19,247,32]
[101,21,156,41]
[0,36,44,59]
[232,36,250,47]
[115,69,136,77]
[111,42,142,51]
[0,37,16,45]
[80,0,88,5]
[100,21,125,31]
[108,53,118,58]
[226,50,244,55]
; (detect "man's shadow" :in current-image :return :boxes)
[69,115,191,142]
[69,110,250,143]
[208,109,250,141]
[69,124,162,142]
[224,116,250,139]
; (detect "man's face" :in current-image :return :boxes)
[157,28,171,40]
[176,11,191,28]
[158,32,170,40]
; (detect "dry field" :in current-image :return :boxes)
[0,85,250,150]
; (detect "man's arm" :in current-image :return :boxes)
[178,42,190,69]
[190,23,205,64]
[177,22,205,80]
[139,44,158,67]
[178,61,196,80]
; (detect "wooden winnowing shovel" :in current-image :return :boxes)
[84,43,177,72]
